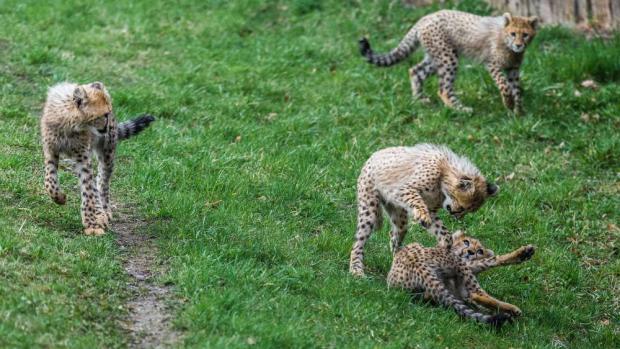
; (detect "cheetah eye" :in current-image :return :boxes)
[523,33,529,39]
[463,240,470,247]
[477,249,484,255]
[510,32,516,37]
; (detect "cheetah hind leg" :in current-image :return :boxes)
[385,203,408,255]
[349,195,383,277]
[409,55,436,104]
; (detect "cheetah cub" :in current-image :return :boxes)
[349,144,498,276]
[388,231,535,327]
[360,10,537,113]
[41,82,155,236]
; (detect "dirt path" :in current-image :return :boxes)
[113,206,180,348]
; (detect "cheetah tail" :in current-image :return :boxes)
[359,28,419,67]
[117,114,156,141]
[436,287,512,328]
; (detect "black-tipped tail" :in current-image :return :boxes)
[358,29,419,67]
[117,114,155,140]
[359,37,373,58]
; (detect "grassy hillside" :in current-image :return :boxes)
[0,0,618,347]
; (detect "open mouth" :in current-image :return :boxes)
[451,211,465,219]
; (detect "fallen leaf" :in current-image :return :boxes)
[266,112,277,122]
[205,200,222,209]
[581,79,599,90]
[505,172,515,181]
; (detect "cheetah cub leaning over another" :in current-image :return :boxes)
[349,144,498,276]
[360,10,537,113]
[41,82,155,236]
[388,230,535,327]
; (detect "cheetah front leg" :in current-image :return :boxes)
[427,212,452,248]
[466,245,535,274]
[74,147,108,236]
[507,68,523,114]
[487,64,514,111]
[395,190,452,249]
[43,147,66,205]
[436,54,471,113]
[95,145,115,223]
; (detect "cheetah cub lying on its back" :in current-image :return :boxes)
[360,10,537,113]
[388,231,535,327]
[349,144,498,276]
[41,82,155,235]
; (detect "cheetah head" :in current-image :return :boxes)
[73,81,112,121]
[502,13,538,54]
[451,230,494,261]
[441,175,498,219]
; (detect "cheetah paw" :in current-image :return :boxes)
[349,268,366,278]
[518,245,535,261]
[457,106,473,114]
[413,95,431,105]
[84,227,105,236]
[52,192,67,205]
[418,217,432,229]
[506,305,522,317]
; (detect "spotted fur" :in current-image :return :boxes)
[387,231,535,327]
[40,82,155,236]
[360,10,537,113]
[349,144,498,276]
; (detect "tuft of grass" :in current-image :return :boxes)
[0,0,619,348]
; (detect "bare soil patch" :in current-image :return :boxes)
[113,206,181,348]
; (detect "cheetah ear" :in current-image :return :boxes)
[73,87,87,108]
[503,13,512,26]
[452,230,464,240]
[457,177,474,192]
[487,182,499,197]
[528,16,539,29]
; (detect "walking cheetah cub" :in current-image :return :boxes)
[360,10,537,113]
[388,231,535,327]
[349,144,498,276]
[41,82,155,236]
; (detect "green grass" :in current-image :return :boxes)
[1,0,619,348]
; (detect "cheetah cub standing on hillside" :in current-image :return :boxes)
[360,10,537,113]
[387,230,535,327]
[41,82,155,235]
[349,144,498,276]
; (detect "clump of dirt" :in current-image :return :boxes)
[113,207,181,348]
